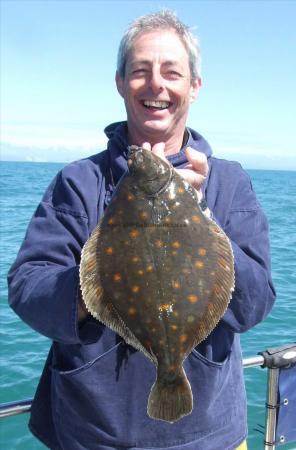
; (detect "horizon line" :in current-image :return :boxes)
[1,159,295,173]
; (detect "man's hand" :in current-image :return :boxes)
[142,142,208,193]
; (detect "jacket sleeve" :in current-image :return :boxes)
[7,163,103,345]
[216,166,276,333]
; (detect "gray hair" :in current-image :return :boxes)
[117,10,201,82]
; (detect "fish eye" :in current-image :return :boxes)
[136,153,144,164]
[156,161,166,174]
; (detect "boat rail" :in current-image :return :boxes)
[1,343,295,449]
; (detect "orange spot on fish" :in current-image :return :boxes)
[108,217,115,225]
[87,259,96,269]
[179,334,188,344]
[129,229,139,239]
[139,211,148,220]
[105,247,114,255]
[154,239,163,248]
[213,286,221,295]
[187,294,199,304]
[172,280,181,289]
[177,187,185,194]
[131,285,140,293]
[170,324,178,331]
[192,215,201,223]
[113,273,122,282]
[172,241,181,249]
[208,303,214,313]
[146,265,153,272]
[128,307,137,316]
[159,303,172,313]
[212,225,220,233]
[198,247,207,256]
[137,269,144,275]
[127,194,135,201]
[218,258,228,269]
[132,256,140,263]
[95,287,102,296]
[195,260,204,269]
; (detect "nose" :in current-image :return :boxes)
[149,68,164,94]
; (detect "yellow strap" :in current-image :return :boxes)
[236,441,247,450]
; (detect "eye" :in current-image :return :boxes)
[136,153,144,164]
[165,71,183,80]
[132,69,148,76]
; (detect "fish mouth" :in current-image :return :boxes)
[128,145,142,156]
[145,176,160,183]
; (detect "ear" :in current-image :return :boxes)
[189,78,202,104]
[115,71,125,98]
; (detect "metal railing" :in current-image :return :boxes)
[1,344,295,450]
[0,398,32,418]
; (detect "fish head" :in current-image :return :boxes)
[127,145,172,196]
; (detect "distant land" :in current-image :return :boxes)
[1,142,102,165]
[1,142,295,171]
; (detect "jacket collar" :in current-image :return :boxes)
[104,121,213,195]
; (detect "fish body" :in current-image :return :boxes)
[80,146,234,423]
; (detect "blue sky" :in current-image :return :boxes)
[1,0,295,169]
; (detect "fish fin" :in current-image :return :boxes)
[191,219,235,349]
[80,221,104,319]
[80,222,157,365]
[147,367,192,423]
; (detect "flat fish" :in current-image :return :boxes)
[79,146,234,423]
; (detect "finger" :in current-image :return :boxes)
[142,142,151,151]
[185,147,208,177]
[151,142,166,161]
[176,168,206,190]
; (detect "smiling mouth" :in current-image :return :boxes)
[142,100,171,110]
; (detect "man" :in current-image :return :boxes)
[8,10,275,450]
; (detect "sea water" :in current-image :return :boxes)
[0,161,295,449]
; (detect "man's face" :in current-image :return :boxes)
[116,29,201,145]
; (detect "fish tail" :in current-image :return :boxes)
[147,367,192,423]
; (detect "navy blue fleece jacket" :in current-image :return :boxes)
[8,122,275,450]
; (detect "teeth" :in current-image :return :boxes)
[143,100,169,109]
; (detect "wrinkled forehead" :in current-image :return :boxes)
[126,29,190,67]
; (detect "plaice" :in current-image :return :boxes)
[79,146,235,423]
